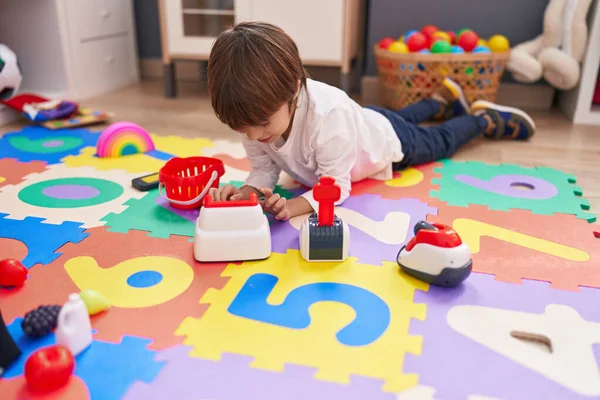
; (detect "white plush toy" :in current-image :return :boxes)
[506,0,593,90]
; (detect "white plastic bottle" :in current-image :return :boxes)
[55,293,93,356]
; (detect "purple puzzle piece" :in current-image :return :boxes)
[270,194,437,266]
[123,345,395,400]
[155,195,199,223]
[404,273,600,400]
[454,174,558,199]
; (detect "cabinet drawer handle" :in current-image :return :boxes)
[105,56,115,64]
[100,10,111,18]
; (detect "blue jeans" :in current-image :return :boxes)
[368,99,487,170]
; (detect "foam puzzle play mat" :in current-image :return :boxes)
[0,122,599,400]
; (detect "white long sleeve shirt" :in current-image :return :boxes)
[241,79,404,211]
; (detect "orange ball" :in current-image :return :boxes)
[432,31,451,43]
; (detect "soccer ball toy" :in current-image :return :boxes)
[0,44,22,100]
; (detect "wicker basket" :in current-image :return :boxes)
[374,45,511,110]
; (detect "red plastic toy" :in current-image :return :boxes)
[158,156,225,209]
[25,345,75,392]
[313,176,341,226]
[0,258,28,287]
[203,192,260,208]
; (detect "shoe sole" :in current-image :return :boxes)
[470,100,537,131]
[443,78,469,113]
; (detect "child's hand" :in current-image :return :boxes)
[208,184,245,201]
[259,188,290,220]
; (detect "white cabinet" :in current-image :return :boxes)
[158,0,365,97]
[0,0,139,102]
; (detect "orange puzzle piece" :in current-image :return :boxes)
[350,162,440,202]
[0,227,231,350]
[428,201,600,291]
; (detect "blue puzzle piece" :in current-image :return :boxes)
[0,213,89,268]
[75,336,165,400]
[5,319,164,400]
[0,126,98,164]
[228,273,391,346]
[146,149,174,161]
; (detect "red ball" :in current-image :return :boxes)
[25,345,75,392]
[421,25,439,39]
[458,30,479,52]
[406,32,428,52]
[447,31,457,45]
[378,37,395,50]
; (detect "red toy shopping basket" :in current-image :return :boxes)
[158,156,225,209]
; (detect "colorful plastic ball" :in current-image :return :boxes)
[477,38,487,47]
[447,31,457,44]
[378,37,396,50]
[431,40,452,54]
[388,41,409,53]
[487,34,510,52]
[421,25,439,38]
[420,49,431,54]
[406,32,428,52]
[457,28,472,36]
[472,46,492,54]
[450,45,465,54]
[458,30,479,52]
[432,31,451,43]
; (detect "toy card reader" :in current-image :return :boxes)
[132,172,159,191]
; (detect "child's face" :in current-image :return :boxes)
[238,102,293,144]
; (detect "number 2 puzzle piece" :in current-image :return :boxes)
[0,126,98,164]
[430,160,596,222]
[271,195,437,266]
[175,249,427,393]
[0,213,88,269]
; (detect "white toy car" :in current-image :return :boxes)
[397,221,472,287]
[193,192,271,262]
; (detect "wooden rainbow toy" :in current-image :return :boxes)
[96,121,155,158]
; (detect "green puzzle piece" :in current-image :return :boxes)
[430,159,596,223]
[100,181,298,239]
[101,189,196,240]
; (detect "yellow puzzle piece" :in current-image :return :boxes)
[61,134,214,173]
[175,249,428,393]
[65,255,194,308]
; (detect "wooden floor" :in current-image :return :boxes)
[2,79,599,225]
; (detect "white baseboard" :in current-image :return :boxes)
[360,76,556,111]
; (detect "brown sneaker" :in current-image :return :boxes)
[431,77,470,119]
